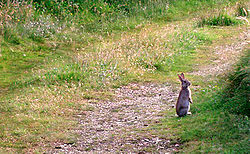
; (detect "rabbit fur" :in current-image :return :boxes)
[176,73,193,117]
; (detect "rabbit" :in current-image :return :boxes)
[176,73,193,117]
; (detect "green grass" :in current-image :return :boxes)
[7,23,214,91]
[0,39,64,88]
[216,50,250,116]
[176,60,250,152]
[159,110,249,153]
[148,50,249,153]
[197,14,242,27]
[0,0,241,42]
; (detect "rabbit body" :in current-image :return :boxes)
[176,73,192,117]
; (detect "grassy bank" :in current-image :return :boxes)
[0,0,249,153]
[156,49,249,153]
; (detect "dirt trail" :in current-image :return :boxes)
[191,29,249,76]
[49,83,179,153]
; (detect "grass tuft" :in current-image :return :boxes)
[197,14,241,27]
[236,3,249,17]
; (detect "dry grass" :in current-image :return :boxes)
[76,21,193,79]
[191,26,249,77]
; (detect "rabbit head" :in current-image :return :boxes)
[178,73,191,88]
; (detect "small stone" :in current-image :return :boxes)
[55,146,62,149]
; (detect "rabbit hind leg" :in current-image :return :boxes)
[177,107,188,117]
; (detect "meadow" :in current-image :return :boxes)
[0,0,249,153]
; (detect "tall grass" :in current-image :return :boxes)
[197,2,249,27]
[0,0,169,42]
[158,42,249,154]
[0,0,241,42]
[193,50,250,116]
[181,50,250,153]
[10,28,213,91]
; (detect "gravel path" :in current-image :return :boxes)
[48,83,179,153]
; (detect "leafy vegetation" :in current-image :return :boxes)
[0,0,249,153]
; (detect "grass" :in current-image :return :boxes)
[0,0,249,153]
[148,25,249,153]
[160,110,249,153]
[217,50,250,116]
[0,39,63,88]
[197,14,242,27]
[236,2,249,17]
[8,22,213,91]
[160,55,250,152]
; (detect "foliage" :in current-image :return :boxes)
[175,50,250,153]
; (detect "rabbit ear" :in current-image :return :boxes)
[178,74,183,81]
[181,73,185,79]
